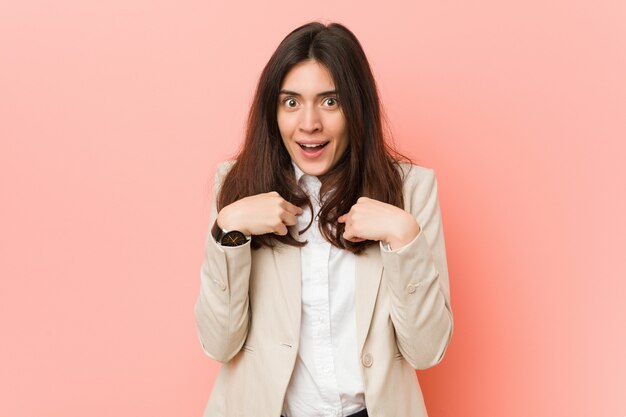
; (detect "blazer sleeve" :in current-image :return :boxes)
[194,162,252,363]
[380,165,453,370]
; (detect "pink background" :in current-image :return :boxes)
[1,0,624,416]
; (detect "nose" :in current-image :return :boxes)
[298,105,322,134]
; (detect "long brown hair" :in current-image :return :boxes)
[217,22,408,254]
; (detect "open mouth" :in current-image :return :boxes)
[298,142,329,150]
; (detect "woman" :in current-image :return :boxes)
[195,22,452,417]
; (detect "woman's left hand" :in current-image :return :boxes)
[338,197,421,250]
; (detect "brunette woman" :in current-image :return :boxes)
[195,21,453,417]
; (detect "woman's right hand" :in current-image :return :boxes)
[216,191,303,236]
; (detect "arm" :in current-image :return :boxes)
[381,167,453,370]
[338,166,453,369]
[194,162,303,363]
[194,163,252,363]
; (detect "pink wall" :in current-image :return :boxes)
[1,0,624,416]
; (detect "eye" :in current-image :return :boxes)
[323,97,339,107]
[283,98,298,108]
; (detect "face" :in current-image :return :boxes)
[277,59,349,177]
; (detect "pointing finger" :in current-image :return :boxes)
[283,202,303,215]
[274,223,289,236]
[343,230,365,243]
[281,212,298,227]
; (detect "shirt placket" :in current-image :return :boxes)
[309,215,342,414]
[299,175,343,417]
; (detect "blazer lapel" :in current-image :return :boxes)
[271,240,382,352]
[355,244,383,353]
[272,243,302,342]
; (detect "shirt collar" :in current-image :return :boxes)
[293,161,306,183]
[292,161,321,194]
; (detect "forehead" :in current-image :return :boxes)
[280,59,335,92]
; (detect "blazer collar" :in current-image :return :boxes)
[272,242,302,343]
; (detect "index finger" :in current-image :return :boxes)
[281,201,303,215]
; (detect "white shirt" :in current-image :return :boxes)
[281,165,366,417]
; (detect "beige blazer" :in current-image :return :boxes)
[195,162,453,417]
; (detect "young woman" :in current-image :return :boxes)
[195,22,453,417]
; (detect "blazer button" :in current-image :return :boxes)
[362,353,373,367]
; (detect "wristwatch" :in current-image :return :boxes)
[211,220,250,247]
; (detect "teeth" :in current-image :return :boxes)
[300,143,325,148]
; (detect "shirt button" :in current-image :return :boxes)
[362,353,373,367]
[407,284,417,294]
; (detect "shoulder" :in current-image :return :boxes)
[395,161,439,214]
[216,159,236,178]
[396,161,437,188]
[214,159,236,182]
[211,160,237,197]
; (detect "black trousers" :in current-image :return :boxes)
[281,409,368,417]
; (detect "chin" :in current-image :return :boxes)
[296,161,332,177]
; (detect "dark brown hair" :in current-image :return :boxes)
[217,21,408,254]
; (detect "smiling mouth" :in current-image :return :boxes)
[298,142,329,150]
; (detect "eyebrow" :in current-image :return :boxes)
[279,89,338,97]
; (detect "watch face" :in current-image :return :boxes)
[221,230,248,247]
